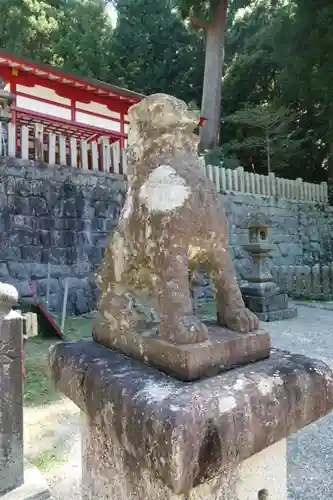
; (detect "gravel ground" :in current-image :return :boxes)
[23,302,333,499]
[269,303,333,500]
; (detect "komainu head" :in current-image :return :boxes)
[127,93,199,144]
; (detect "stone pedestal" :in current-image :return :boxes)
[0,284,50,500]
[48,97,333,499]
[82,416,286,500]
[93,316,270,381]
[49,339,333,500]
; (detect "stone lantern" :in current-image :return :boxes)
[242,219,276,288]
[241,213,297,321]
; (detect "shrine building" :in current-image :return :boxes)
[0,50,143,156]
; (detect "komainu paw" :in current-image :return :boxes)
[220,307,259,333]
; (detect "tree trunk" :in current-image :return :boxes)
[199,0,228,153]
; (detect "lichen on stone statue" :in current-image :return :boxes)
[95,93,259,349]
[0,282,19,318]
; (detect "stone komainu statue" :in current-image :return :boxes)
[95,93,259,346]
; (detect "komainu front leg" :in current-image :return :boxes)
[157,247,208,345]
[99,288,154,332]
[95,233,157,339]
[210,250,259,333]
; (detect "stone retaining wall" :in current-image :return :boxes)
[1,158,333,313]
[0,157,125,314]
[196,192,333,301]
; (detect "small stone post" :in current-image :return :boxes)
[0,284,24,495]
[0,282,50,500]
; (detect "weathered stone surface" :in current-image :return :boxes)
[243,293,288,313]
[0,262,9,278]
[2,150,333,314]
[93,318,270,380]
[0,157,126,314]
[49,339,333,495]
[0,277,51,499]
[255,308,298,322]
[0,315,24,495]
[82,418,286,499]
[36,278,59,297]
[5,279,32,298]
[7,263,28,280]
[241,285,297,322]
[1,462,51,500]
[95,94,260,373]
[25,263,48,280]
[0,245,21,261]
[239,218,298,322]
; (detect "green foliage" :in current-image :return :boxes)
[223,104,304,173]
[204,145,240,169]
[0,0,60,64]
[109,0,205,104]
[175,0,252,21]
[1,0,333,187]
[0,0,113,76]
[54,0,113,80]
[176,0,221,20]
[276,0,333,190]
[219,0,331,181]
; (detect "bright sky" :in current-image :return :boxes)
[105,1,117,26]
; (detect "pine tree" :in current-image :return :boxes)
[224,104,304,174]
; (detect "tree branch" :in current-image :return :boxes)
[211,0,228,28]
[190,0,228,30]
[190,15,210,30]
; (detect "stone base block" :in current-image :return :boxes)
[242,287,298,322]
[243,292,288,313]
[1,463,51,500]
[93,318,270,381]
[49,340,333,497]
[256,307,298,322]
[82,416,287,500]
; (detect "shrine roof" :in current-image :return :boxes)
[0,49,144,106]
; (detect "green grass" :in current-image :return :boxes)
[30,449,67,472]
[24,315,93,407]
[197,300,216,319]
